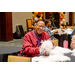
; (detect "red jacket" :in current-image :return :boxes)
[19,30,50,57]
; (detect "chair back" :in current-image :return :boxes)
[26,19,32,28]
[66,26,74,30]
[51,40,58,46]
[8,55,31,62]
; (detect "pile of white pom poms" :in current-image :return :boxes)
[32,40,72,62]
[40,40,53,54]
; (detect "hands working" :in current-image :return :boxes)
[54,29,59,33]
[39,48,49,56]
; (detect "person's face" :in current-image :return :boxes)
[48,21,51,27]
[35,21,45,35]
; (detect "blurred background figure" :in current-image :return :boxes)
[44,19,58,40]
[48,14,52,21]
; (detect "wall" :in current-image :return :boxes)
[12,12,32,33]
[65,12,69,24]
[12,12,69,33]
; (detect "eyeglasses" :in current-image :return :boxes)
[36,24,45,29]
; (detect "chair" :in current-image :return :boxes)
[8,55,31,62]
[18,25,25,37]
[66,26,74,30]
[26,19,34,32]
[51,40,58,47]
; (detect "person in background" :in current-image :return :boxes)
[49,26,53,31]
[48,14,56,27]
[51,17,56,27]
[18,20,52,57]
[48,14,52,21]
[44,19,58,40]
[70,28,75,38]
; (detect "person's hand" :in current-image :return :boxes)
[52,36,58,40]
[70,43,75,49]
[45,51,49,56]
[54,29,58,33]
[39,48,40,51]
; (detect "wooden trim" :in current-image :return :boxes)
[0,12,13,41]
[69,12,72,26]
[72,12,75,26]
[45,12,49,19]
[69,12,75,26]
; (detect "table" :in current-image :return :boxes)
[54,34,71,48]
[0,46,21,62]
[32,51,75,62]
[64,53,75,62]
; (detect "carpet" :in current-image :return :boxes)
[0,46,21,54]
[0,37,23,47]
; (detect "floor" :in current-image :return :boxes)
[0,37,23,47]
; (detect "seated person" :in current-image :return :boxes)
[44,19,58,40]
[48,14,52,21]
[51,18,56,27]
[51,22,56,27]
[49,26,53,30]
[70,29,75,38]
[18,20,52,57]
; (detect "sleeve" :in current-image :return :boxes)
[21,34,40,55]
[70,29,74,38]
[53,23,56,27]
[50,32,55,37]
[45,28,55,37]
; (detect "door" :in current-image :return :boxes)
[0,12,13,41]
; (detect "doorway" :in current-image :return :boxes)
[45,12,60,28]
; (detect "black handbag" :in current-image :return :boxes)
[18,50,26,56]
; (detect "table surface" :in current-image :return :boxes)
[64,53,75,62]
[32,50,75,62]
[0,46,75,62]
[0,46,21,54]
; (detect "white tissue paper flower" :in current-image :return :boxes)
[40,40,53,54]
[48,55,71,62]
[50,46,72,55]
[37,55,70,62]
[32,44,72,62]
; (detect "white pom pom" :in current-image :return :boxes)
[40,40,53,54]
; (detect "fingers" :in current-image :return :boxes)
[45,51,49,56]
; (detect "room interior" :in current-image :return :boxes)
[0,12,75,46]
[0,12,75,62]
[0,12,74,42]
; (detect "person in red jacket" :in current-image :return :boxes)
[18,20,52,57]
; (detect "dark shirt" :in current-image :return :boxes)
[51,23,56,27]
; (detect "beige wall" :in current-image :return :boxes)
[12,12,69,33]
[65,12,69,24]
[12,12,32,33]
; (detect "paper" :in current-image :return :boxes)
[40,40,53,54]
[32,46,72,62]
[51,46,72,54]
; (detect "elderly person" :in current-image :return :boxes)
[18,20,52,57]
